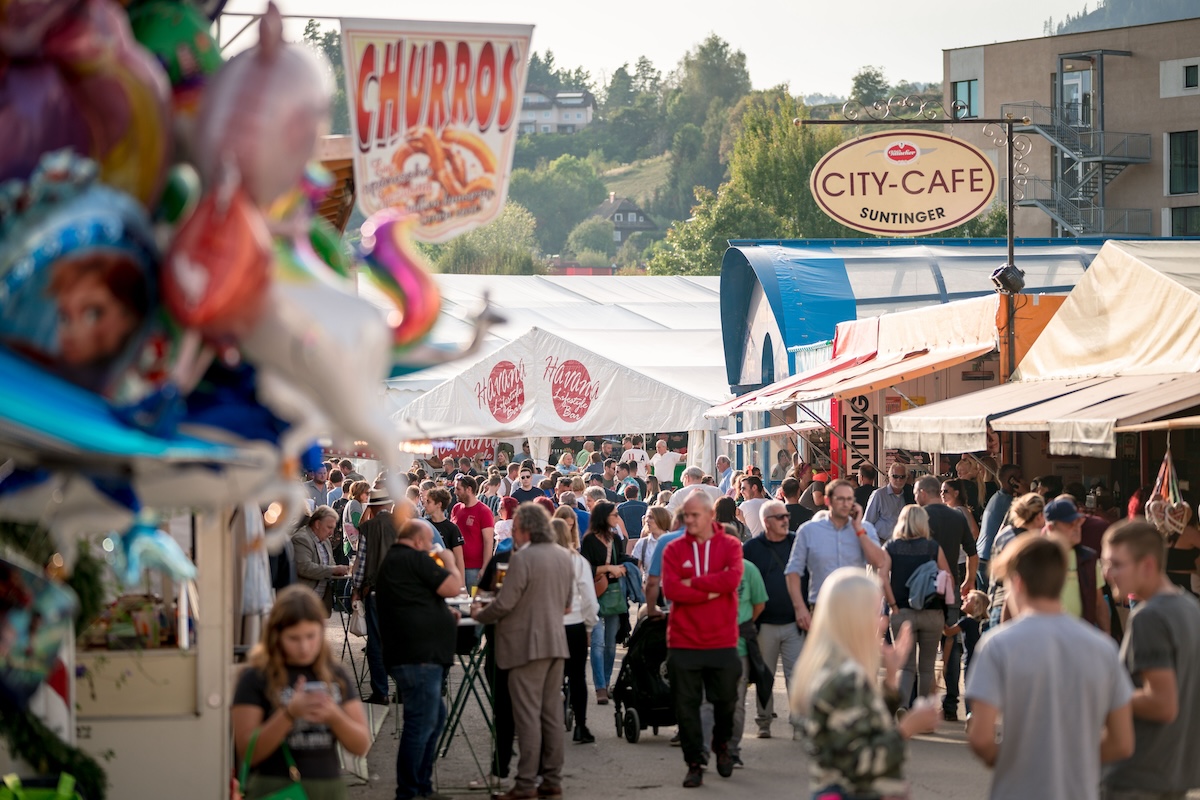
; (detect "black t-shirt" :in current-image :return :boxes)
[925,503,976,584]
[854,484,875,510]
[375,544,457,666]
[510,487,545,504]
[430,518,464,551]
[883,537,941,609]
[786,503,814,531]
[233,663,354,780]
[742,533,796,625]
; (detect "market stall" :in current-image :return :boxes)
[394,327,732,469]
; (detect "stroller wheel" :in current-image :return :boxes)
[563,683,574,731]
[623,708,641,744]
[614,705,624,737]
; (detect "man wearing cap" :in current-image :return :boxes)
[303,466,329,509]
[1043,496,1109,634]
[588,471,621,504]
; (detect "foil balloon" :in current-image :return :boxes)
[43,0,171,206]
[109,517,197,585]
[162,169,272,341]
[0,61,92,183]
[358,210,442,352]
[0,151,159,399]
[0,556,78,710]
[127,0,221,111]
[0,0,79,57]
[193,2,331,208]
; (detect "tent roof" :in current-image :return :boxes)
[394,326,728,438]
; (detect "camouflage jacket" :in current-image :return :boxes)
[803,661,908,797]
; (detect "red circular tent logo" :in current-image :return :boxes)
[546,358,598,422]
[477,360,525,423]
[884,140,920,164]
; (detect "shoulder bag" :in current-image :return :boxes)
[597,540,628,616]
[239,729,308,800]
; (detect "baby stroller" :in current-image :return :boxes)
[610,613,674,743]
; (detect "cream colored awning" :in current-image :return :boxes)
[720,422,825,443]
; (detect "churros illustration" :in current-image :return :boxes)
[386,125,497,209]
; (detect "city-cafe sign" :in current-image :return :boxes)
[810,130,997,236]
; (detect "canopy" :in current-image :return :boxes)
[720,422,825,443]
[394,327,727,440]
[706,295,999,417]
[885,241,1200,457]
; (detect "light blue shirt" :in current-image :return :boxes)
[978,490,1013,561]
[717,467,733,495]
[785,515,880,604]
[648,529,686,579]
[863,484,906,542]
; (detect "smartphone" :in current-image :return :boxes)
[303,681,329,694]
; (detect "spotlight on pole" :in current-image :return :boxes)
[991,263,1025,294]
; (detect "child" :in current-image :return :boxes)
[943,589,988,718]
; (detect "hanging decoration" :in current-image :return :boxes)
[1145,444,1192,539]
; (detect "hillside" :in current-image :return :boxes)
[1051,0,1199,34]
[601,154,670,207]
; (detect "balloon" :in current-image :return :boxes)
[358,210,443,351]
[0,151,160,399]
[109,518,197,585]
[162,175,272,341]
[0,0,79,57]
[193,2,332,208]
[0,62,92,183]
[127,0,221,108]
[43,0,172,206]
[0,556,78,710]
[158,162,201,223]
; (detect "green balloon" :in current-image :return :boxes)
[310,217,353,278]
[129,1,223,91]
[159,164,202,223]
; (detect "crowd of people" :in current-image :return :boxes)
[230,444,1200,800]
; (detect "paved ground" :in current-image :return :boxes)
[328,616,1200,800]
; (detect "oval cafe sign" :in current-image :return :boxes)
[810,130,997,236]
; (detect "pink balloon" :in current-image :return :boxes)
[0,0,79,58]
[193,2,331,207]
[0,61,92,182]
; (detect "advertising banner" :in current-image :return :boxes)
[433,439,497,462]
[810,130,997,236]
[340,19,534,241]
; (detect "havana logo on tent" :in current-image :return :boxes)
[545,356,599,422]
[476,360,526,423]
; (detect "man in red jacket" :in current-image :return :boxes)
[662,492,744,788]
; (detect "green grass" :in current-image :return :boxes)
[602,153,670,205]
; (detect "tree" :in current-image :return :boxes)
[646,186,786,275]
[633,55,663,97]
[526,50,561,93]
[434,202,543,274]
[566,216,616,257]
[303,20,349,135]
[603,64,635,112]
[850,65,889,106]
[507,155,608,253]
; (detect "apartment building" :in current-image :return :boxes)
[944,17,1200,237]
[518,89,596,134]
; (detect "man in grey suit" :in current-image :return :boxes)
[473,504,574,800]
[291,506,350,617]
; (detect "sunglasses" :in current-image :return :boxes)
[767,514,790,521]
[889,473,906,480]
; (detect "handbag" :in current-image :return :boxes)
[597,540,628,616]
[239,729,308,800]
[0,774,81,800]
[348,600,367,637]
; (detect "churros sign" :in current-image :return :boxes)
[340,19,533,242]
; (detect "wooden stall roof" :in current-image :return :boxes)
[316,135,355,232]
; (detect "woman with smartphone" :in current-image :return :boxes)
[233,585,370,799]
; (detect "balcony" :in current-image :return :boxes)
[1017,178,1152,236]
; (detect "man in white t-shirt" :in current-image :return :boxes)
[738,476,768,536]
[667,466,725,512]
[624,434,651,480]
[650,439,683,488]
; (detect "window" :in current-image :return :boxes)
[952,79,979,119]
[613,231,622,242]
[542,111,550,118]
[540,125,551,133]
[614,213,622,222]
[577,112,583,120]
[1170,130,1198,194]
[1186,65,1199,89]
[1173,206,1200,234]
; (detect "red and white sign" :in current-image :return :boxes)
[884,140,920,164]
[340,18,534,242]
[544,356,599,423]
[433,439,496,461]
[476,359,526,423]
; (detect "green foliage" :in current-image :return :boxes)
[646,186,786,275]
[303,21,350,136]
[851,66,890,106]
[574,249,612,268]
[938,202,1009,237]
[566,216,616,257]
[1045,0,1195,34]
[526,50,593,92]
[508,155,607,253]
[433,202,543,274]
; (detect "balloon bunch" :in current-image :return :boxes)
[0,0,427,615]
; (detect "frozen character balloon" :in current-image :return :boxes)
[48,251,149,371]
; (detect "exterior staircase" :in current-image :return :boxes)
[1000,101,1152,236]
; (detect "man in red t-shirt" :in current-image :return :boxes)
[452,475,495,589]
[662,492,744,788]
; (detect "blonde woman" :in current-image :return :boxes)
[791,568,938,800]
[880,505,951,709]
[553,504,582,551]
[985,492,1046,626]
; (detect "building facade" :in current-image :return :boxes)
[590,193,657,244]
[944,17,1200,237]
[518,89,596,134]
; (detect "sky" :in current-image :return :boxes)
[220,0,1095,97]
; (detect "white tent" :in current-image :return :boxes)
[393,327,730,467]
[885,241,1200,458]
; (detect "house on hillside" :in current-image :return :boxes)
[591,193,657,244]
[519,89,597,134]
